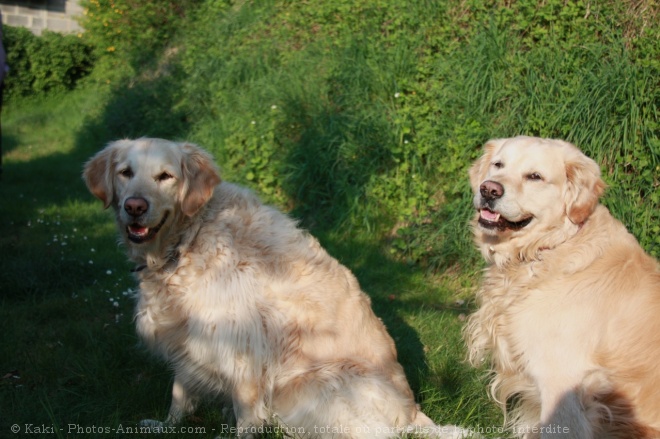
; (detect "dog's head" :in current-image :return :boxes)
[83,138,221,253]
[469,136,605,263]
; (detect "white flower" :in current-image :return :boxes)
[394,92,401,98]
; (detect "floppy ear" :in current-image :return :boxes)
[83,143,118,209]
[179,143,222,217]
[469,139,505,190]
[564,148,606,224]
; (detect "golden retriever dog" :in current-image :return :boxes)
[83,138,469,439]
[465,136,660,438]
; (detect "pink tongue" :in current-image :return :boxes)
[480,209,500,221]
[129,225,149,236]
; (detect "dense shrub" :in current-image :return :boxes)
[78,0,201,72]
[3,26,94,99]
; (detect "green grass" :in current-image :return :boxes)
[171,0,658,262]
[0,87,502,438]
[1,0,659,437]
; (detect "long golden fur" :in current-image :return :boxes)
[465,136,660,438]
[83,138,469,439]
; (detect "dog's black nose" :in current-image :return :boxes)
[124,197,149,217]
[480,181,504,200]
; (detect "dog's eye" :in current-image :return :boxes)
[156,172,174,182]
[492,161,504,169]
[119,168,133,178]
[526,172,543,181]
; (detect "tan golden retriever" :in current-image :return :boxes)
[465,136,660,438]
[83,138,470,439]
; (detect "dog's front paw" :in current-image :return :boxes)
[138,419,168,432]
[440,425,481,439]
[419,424,479,439]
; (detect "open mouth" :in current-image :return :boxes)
[478,208,532,231]
[126,212,169,244]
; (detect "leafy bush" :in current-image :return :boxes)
[3,26,94,99]
[78,0,201,71]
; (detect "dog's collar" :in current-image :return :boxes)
[130,250,180,274]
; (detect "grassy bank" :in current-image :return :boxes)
[172,0,659,264]
[1,0,659,437]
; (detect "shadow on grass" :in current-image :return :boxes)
[278,46,396,229]
[0,128,122,300]
[0,131,19,160]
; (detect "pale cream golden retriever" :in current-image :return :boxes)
[83,138,469,438]
[465,136,660,438]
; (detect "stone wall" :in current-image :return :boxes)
[0,0,83,35]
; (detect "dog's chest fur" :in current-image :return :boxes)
[132,192,291,393]
[476,263,598,376]
[135,247,273,389]
[470,210,616,374]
